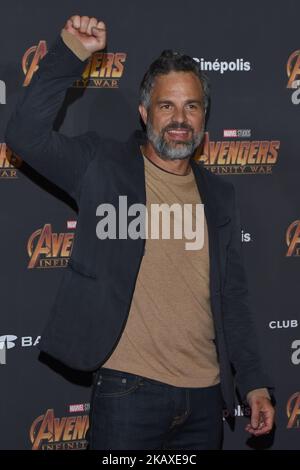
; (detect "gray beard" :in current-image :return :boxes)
[146,119,204,161]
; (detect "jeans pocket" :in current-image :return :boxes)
[95,369,143,398]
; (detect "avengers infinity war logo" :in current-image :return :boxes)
[30,408,89,450]
[194,132,279,175]
[22,41,126,88]
[27,223,75,269]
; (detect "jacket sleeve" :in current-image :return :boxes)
[221,184,274,402]
[5,31,99,203]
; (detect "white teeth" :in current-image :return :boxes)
[168,130,188,134]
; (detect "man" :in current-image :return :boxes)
[5,15,275,450]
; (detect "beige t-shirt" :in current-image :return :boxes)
[102,153,220,387]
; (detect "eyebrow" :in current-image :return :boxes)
[156,99,203,105]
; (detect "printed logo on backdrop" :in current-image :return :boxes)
[286,50,300,105]
[287,392,300,428]
[0,335,17,365]
[241,229,251,243]
[193,57,251,74]
[0,79,6,104]
[22,41,126,88]
[30,405,89,450]
[286,220,300,256]
[269,320,299,329]
[194,131,280,175]
[0,143,22,179]
[27,222,76,269]
[77,51,126,89]
[223,404,251,421]
[291,340,300,365]
[0,334,40,365]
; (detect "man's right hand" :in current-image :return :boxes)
[62,15,106,54]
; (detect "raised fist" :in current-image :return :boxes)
[62,15,106,53]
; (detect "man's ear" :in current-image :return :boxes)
[139,104,148,126]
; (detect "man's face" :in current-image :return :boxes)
[139,71,206,160]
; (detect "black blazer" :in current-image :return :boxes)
[5,35,272,413]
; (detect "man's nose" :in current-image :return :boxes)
[171,107,187,124]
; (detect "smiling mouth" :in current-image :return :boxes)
[166,129,191,141]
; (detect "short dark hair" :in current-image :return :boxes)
[139,49,210,112]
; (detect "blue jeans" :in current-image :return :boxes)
[87,367,224,450]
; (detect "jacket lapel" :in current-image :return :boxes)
[190,159,231,298]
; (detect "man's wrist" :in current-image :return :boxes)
[60,29,92,61]
[246,387,271,405]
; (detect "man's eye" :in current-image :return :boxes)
[187,104,197,109]
[161,104,171,109]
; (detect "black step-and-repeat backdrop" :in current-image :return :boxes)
[0,0,299,450]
